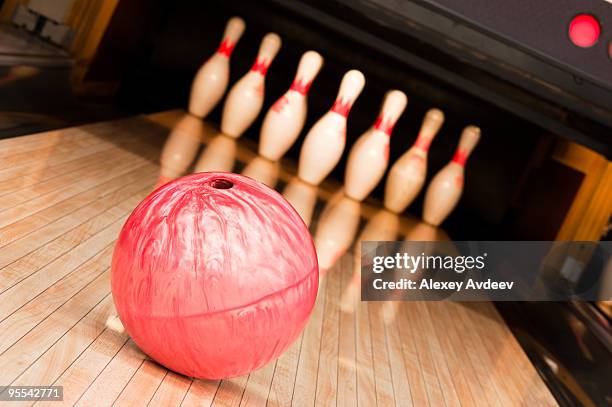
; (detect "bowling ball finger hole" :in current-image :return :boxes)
[210,178,233,189]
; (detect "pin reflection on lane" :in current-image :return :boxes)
[157,113,209,187]
[314,191,361,274]
[241,155,280,189]
[282,177,318,227]
[193,132,237,174]
[398,220,453,276]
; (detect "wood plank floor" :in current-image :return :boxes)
[0,110,558,406]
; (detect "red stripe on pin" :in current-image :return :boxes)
[330,98,352,117]
[414,134,431,152]
[217,39,235,57]
[374,116,395,136]
[289,78,312,95]
[452,149,469,166]
[250,58,270,75]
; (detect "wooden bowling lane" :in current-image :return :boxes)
[0,110,557,406]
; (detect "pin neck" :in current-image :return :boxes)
[452,149,469,167]
[289,78,312,95]
[216,39,235,57]
[373,115,395,136]
[330,98,352,117]
[250,58,270,75]
[414,133,432,152]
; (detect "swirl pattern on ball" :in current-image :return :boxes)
[111,172,319,379]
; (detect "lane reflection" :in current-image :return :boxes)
[241,155,280,188]
[314,191,361,274]
[282,176,318,227]
[193,132,237,173]
[157,113,209,186]
[340,209,400,315]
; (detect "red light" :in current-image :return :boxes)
[569,14,600,48]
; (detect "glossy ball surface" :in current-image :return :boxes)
[111,172,318,379]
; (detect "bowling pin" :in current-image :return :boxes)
[193,132,237,173]
[384,108,445,213]
[158,113,207,186]
[298,70,365,185]
[258,51,324,160]
[423,125,481,226]
[188,17,245,118]
[221,33,282,138]
[344,90,408,201]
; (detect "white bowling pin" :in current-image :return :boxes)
[298,70,365,185]
[158,114,206,186]
[423,125,481,226]
[258,51,324,160]
[384,108,445,213]
[344,90,408,201]
[193,133,237,173]
[188,17,245,119]
[282,177,318,227]
[221,33,282,138]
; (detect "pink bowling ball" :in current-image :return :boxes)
[111,172,318,379]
